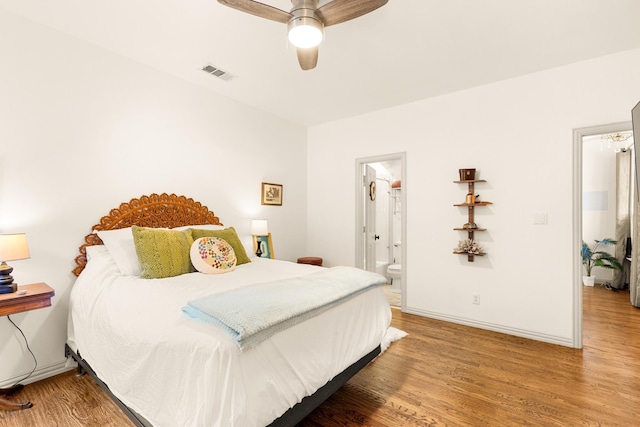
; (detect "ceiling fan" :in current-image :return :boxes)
[217,0,388,70]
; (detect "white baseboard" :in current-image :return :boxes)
[0,359,74,388]
[404,307,575,348]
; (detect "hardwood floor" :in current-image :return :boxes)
[303,285,640,426]
[1,284,638,426]
[0,366,134,427]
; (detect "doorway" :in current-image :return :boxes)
[355,153,406,310]
[573,121,633,348]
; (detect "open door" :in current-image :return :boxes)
[356,153,406,310]
[364,165,377,273]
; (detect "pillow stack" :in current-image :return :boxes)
[97,225,251,279]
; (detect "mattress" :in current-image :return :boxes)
[67,247,391,427]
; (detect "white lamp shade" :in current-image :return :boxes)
[250,220,269,236]
[0,233,30,262]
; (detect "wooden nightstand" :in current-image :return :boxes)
[0,283,55,411]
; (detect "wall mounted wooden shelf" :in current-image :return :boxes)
[453,252,484,262]
[454,178,490,262]
[453,202,492,207]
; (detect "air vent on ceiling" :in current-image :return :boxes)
[201,64,236,82]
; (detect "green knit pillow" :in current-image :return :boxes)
[132,226,195,279]
[190,227,251,265]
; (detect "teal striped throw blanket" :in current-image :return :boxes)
[182,266,386,351]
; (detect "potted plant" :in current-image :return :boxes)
[581,238,623,286]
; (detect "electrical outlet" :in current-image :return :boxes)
[472,293,480,305]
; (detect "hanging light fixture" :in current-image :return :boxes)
[288,16,323,48]
[287,0,324,48]
[601,132,633,153]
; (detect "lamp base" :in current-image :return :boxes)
[0,262,16,287]
[0,284,17,294]
[255,236,263,258]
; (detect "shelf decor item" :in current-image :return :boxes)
[465,192,475,204]
[459,168,476,181]
[454,239,484,255]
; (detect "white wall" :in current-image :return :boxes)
[0,10,307,386]
[307,48,640,346]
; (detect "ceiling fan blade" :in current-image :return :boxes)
[217,0,291,24]
[297,47,318,70]
[316,0,388,27]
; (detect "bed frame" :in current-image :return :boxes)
[68,193,381,427]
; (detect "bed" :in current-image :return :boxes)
[65,193,392,427]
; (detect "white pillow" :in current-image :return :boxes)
[190,237,237,274]
[172,224,225,231]
[85,244,108,262]
[96,228,142,276]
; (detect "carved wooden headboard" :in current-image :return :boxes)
[72,193,222,276]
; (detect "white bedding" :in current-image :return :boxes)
[67,247,391,427]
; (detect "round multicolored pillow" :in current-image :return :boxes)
[190,237,237,274]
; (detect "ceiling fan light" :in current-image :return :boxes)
[288,16,323,48]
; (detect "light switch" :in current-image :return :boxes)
[533,212,548,225]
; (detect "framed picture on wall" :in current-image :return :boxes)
[261,182,283,206]
[253,234,274,259]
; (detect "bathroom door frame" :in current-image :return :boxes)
[355,152,407,311]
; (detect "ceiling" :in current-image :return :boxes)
[2,0,640,127]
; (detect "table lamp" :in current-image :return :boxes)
[250,220,268,257]
[0,233,30,293]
